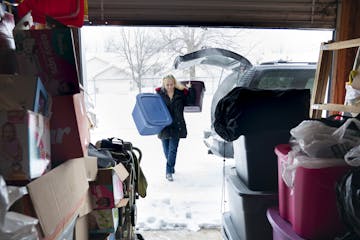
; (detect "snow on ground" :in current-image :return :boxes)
[89,91,234,231]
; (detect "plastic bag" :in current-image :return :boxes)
[336,167,360,239]
[88,143,116,168]
[281,148,346,188]
[290,118,360,158]
[290,120,339,158]
[0,175,39,240]
[344,145,360,167]
[345,84,360,105]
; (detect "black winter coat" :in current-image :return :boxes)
[156,87,195,139]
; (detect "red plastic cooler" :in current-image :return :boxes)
[275,144,349,240]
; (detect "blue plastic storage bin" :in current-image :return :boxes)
[132,93,172,135]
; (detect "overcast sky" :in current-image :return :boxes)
[81,26,333,64]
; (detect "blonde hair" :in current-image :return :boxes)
[162,74,186,90]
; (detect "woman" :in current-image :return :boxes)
[155,74,195,181]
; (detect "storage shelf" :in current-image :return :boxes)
[310,37,360,118]
[312,103,360,113]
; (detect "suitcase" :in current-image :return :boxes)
[181,80,205,112]
[132,93,172,135]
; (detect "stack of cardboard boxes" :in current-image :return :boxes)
[0,12,132,240]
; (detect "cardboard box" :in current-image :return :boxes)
[74,214,89,240]
[13,13,80,96]
[88,208,119,234]
[0,74,50,116]
[26,157,90,239]
[50,92,90,167]
[90,163,129,210]
[0,110,50,180]
[0,49,18,74]
[10,157,97,239]
[88,232,116,240]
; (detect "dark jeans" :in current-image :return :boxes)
[161,138,180,174]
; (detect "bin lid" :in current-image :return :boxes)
[136,93,172,126]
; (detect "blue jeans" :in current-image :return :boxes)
[161,138,180,174]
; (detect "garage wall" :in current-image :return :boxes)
[87,0,337,29]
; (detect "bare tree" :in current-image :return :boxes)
[105,27,168,92]
[160,27,251,79]
[103,26,256,90]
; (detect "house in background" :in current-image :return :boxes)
[86,55,131,97]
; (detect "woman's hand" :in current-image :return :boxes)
[185,81,192,88]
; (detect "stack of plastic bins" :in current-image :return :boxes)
[275,144,350,239]
[233,130,291,191]
[221,212,242,240]
[223,170,278,240]
[266,208,305,240]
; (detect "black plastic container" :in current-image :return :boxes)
[226,172,278,240]
[221,212,241,240]
[233,130,290,191]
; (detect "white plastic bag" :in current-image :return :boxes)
[345,84,360,105]
[282,148,346,188]
[290,120,338,158]
[0,176,39,240]
[344,145,360,166]
[290,118,360,158]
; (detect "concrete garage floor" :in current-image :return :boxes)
[138,228,222,240]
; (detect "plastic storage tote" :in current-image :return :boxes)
[266,208,305,240]
[221,212,241,240]
[180,80,205,112]
[275,144,349,240]
[132,93,172,135]
[226,171,278,240]
[233,130,290,191]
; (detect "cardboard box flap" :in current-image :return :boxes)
[115,198,129,208]
[78,190,92,217]
[0,75,50,116]
[27,158,89,239]
[73,156,98,181]
[0,94,22,110]
[113,163,129,182]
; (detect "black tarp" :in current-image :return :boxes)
[214,87,310,141]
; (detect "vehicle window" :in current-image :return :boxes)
[236,69,254,87]
[256,69,315,90]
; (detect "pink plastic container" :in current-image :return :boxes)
[267,208,305,240]
[275,144,349,240]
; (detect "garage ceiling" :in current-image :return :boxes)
[86,0,338,29]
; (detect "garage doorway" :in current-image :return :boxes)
[80,26,332,235]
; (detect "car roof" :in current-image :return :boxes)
[254,61,317,70]
[173,48,253,71]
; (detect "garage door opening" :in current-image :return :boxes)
[80,26,333,235]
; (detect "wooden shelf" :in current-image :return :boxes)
[312,103,360,113]
[310,37,360,118]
